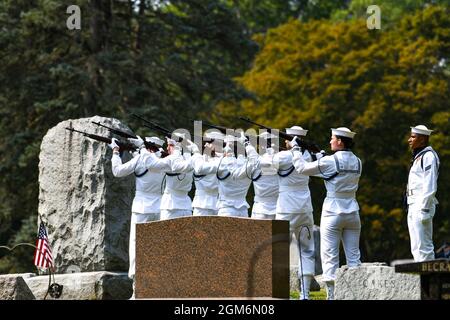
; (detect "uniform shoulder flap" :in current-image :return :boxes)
[420,148,440,171]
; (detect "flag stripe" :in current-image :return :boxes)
[33,222,53,269]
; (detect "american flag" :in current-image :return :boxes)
[33,222,53,269]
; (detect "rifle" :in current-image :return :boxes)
[134,114,212,146]
[65,127,137,152]
[91,121,167,154]
[91,121,137,139]
[194,119,255,142]
[132,113,185,143]
[239,117,322,153]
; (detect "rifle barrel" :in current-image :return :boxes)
[238,117,322,153]
[66,127,136,151]
[91,121,137,139]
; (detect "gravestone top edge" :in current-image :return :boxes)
[395,259,450,274]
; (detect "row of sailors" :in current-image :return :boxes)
[108,126,362,300]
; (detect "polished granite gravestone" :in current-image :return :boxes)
[395,259,450,300]
[135,216,290,298]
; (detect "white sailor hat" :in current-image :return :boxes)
[259,131,276,139]
[166,132,186,145]
[166,137,178,146]
[411,125,433,136]
[173,132,186,139]
[204,131,225,140]
[331,127,356,139]
[285,126,308,136]
[224,135,236,144]
[145,136,165,146]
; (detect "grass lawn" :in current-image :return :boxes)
[290,289,327,300]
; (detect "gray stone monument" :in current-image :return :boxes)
[335,262,421,300]
[39,116,134,272]
[0,274,36,300]
[26,116,134,299]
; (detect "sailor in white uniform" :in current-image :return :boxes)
[216,134,259,217]
[270,126,316,300]
[189,134,258,217]
[406,125,440,262]
[159,136,194,220]
[190,131,224,216]
[290,127,362,300]
[109,135,166,298]
[251,132,279,220]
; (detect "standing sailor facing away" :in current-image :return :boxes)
[190,131,224,216]
[109,135,166,299]
[251,132,279,220]
[159,136,194,220]
[406,125,440,262]
[270,126,316,300]
[290,127,362,300]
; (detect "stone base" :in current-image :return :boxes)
[335,263,421,300]
[24,271,132,300]
[0,274,36,300]
[289,266,322,292]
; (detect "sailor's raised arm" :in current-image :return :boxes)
[291,145,335,178]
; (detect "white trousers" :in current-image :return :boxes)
[193,208,218,216]
[320,212,361,282]
[129,212,159,278]
[251,213,276,220]
[160,209,192,220]
[275,211,315,276]
[407,206,435,261]
[218,207,248,217]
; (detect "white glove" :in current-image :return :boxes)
[128,135,144,148]
[108,138,119,150]
[238,132,249,146]
[187,141,200,154]
[223,142,233,155]
[289,136,299,148]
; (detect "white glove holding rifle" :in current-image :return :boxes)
[128,135,145,148]
[108,138,119,149]
[237,132,250,146]
[186,140,200,154]
[289,136,300,150]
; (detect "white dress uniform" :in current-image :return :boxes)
[251,147,279,220]
[192,154,220,216]
[111,140,166,280]
[159,147,194,220]
[271,147,315,297]
[292,127,362,300]
[194,142,258,217]
[269,127,316,298]
[407,125,440,262]
[216,144,259,217]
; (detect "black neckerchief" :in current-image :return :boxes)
[411,146,427,165]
